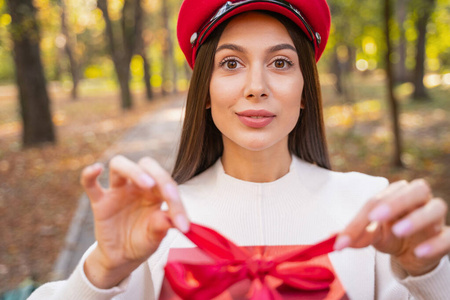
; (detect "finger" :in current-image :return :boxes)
[81,163,105,201]
[392,198,447,238]
[108,155,156,189]
[368,179,432,223]
[147,210,172,244]
[138,157,190,233]
[348,221,383,249]
[334,181,408,250]
[414,226,450,258]
[371,180,409,203]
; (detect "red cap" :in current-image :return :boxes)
[177,0,331,68]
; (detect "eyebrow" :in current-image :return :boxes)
[215,43,297,54]
[216,43,245,53]
[268,43,297,53]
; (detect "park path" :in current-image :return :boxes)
[52,94,185,280]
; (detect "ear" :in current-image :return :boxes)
[206,101,211,109]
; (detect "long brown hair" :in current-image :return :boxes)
[172,12,330,184]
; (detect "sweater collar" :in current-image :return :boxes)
[212,155,299,188]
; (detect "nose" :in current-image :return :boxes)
[244,65,269,100]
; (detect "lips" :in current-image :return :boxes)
[236,110,276,128]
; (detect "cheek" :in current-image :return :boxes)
[282,100,301,132]
[277,75,303,129]
[210,73,242,99]
[277,77,303,109]
[287,108,301,131]
[209,76,229,130]
[209,73,241,112]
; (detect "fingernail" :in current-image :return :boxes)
[369,204,391,221]
[415,244,432,257]
[139,174,155,188]
[175,214,190,233]
[392,219,412,237]
[91,162,104,170]
[334,235,351,251]
[93,162,104,168]
[165,183,180,203]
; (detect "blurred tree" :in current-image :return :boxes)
[384,0,403,167]
[161,0,177,95]
[412,0,436,100]
[430,0,450,73]
[6,0,56,147]
[394,0,410,83]
[142,51,154,100]
[136,0,153,100]
[97,0,143,109]
[327,1,352,98]
[33,0,66,82]
[59,0,79,100]
[70,1,110,82]
[330,47,345,95]
[327,0,380,101]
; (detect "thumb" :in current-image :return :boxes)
[147,210,173,244]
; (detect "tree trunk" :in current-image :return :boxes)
[98,0,136,109]
[7,0,56,148]
[346,46,357,73]
[413,0,435,100]
[331,45,355,103]
[121,0,143,108]
[384,0,403,167]
[54,48,62,81]
[161,0,177,95]
[60,0,79,100]
[331,46,344,95]
[117,62,132,109]
[394,0,409,83]
[142,53,153,100]
[132,0,153,100]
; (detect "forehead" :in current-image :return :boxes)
[218,12,294,46]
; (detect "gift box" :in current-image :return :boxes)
[159,224,349,300]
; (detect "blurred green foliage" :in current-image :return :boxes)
[0,0,449,85]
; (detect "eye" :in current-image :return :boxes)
[219,57,242,70]
[271,57,293,69]
[226,60,238,69]
[274,59,286,68]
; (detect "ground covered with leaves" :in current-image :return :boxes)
[0,74,449,293]
[322,71,450,210]
[0,83,176,293]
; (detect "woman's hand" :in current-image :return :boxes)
[80,155,190,289]
[335,179,450,276]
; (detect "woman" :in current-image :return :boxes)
[30,0,449,299]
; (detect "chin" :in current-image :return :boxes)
[223,132,288,153]
[239,139,281,152]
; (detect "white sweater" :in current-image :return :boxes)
[29,156,450,299]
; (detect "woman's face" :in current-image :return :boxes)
[209,12,303,154]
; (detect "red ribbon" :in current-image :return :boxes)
[164,223,337,300]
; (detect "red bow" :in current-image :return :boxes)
[164,223,337,300]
